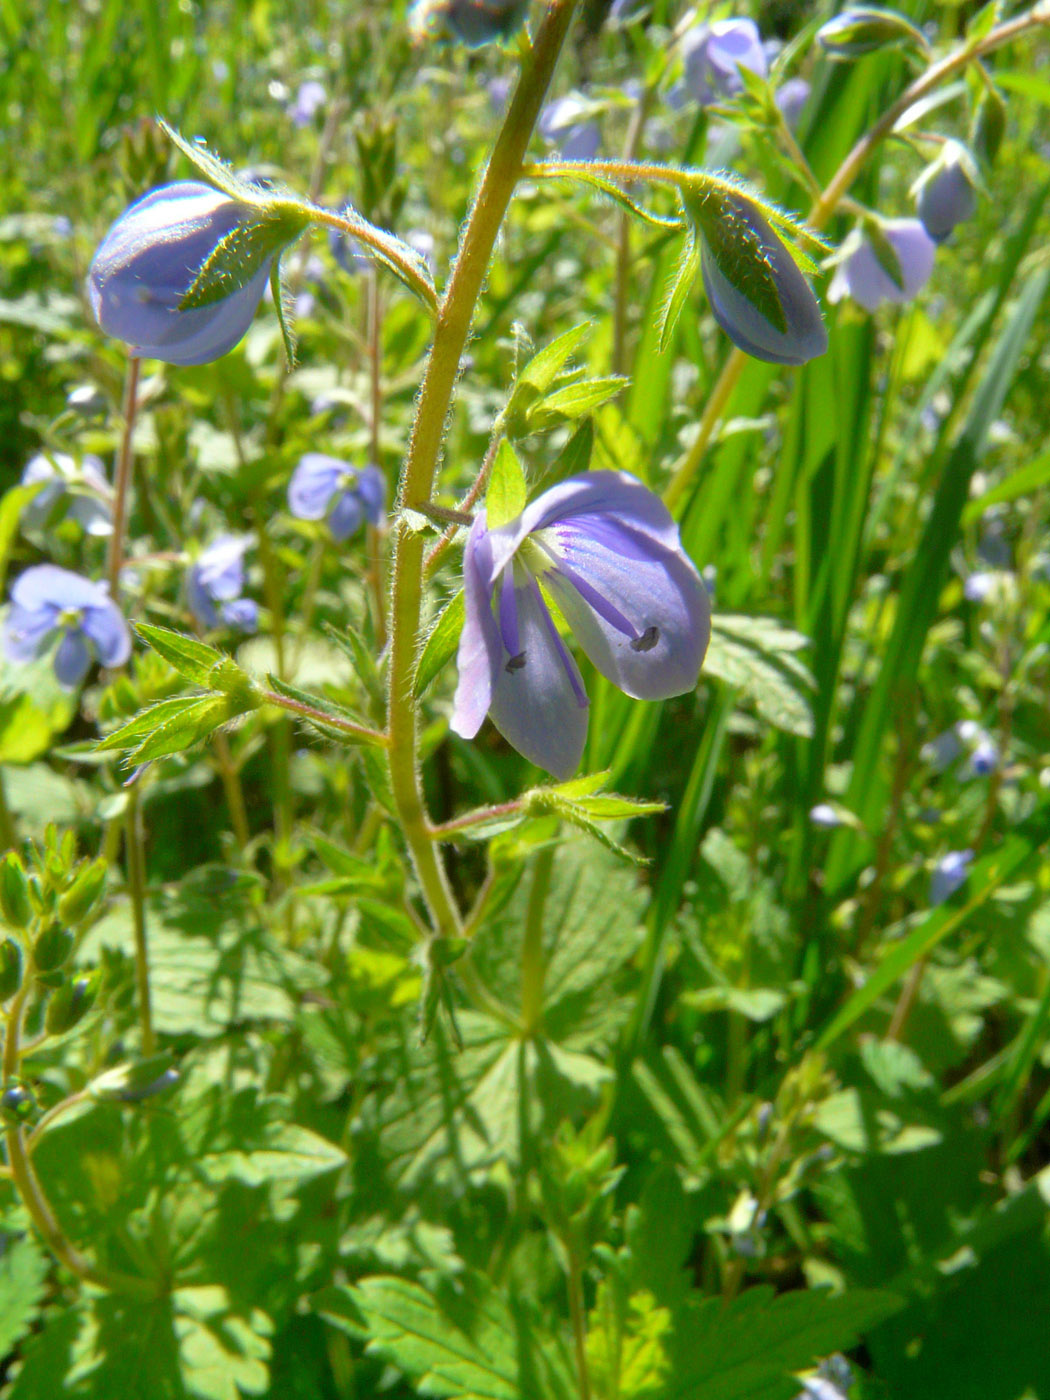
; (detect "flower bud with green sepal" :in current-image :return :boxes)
[816,7,928,60]
[0,853,33,930]
[681,185,828,366]
[33,924,75,974]
[45,974,99,1036]
[0,1084,35,1126]
[57,859,108,928]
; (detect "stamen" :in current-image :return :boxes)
[631,625,660,653]
[505,652,526,673]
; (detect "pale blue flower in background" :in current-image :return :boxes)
[682,19,767,105]
[88,181,272,365]
[828,219,936,312]
[3,566,130,688]
[288,455,386,541]
[538,94,601,161]
[930,849,973,906]
[775,78,811,130]
[288,78,326,127]
[187,536,258,632]
[21,452,112,537]
[452,471,710,778]
[809,804,841,828]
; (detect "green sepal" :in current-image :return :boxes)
[0,852,33,929]
[485,440,528,529]
[415,589,465,698]
[683,185,789,335]
[178,201,311,311]
[270,256,298,370]
[32,923,74,974]
[57,858,107,927]
[45,972,99,1035]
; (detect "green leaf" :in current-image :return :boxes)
[704,616,815,737]
[515,322,592,397]
[0,652,77,763]
[485,440,527,529]
[322,620,385,708]
[658,229,702,352]
[97,694,235,763]
[665,1286,903,1400]
[587,1284,672,1400]
[416,589,466,697]
[0,1236,48,1361]
[133,624,224,686]
[527,375,629,431]
[343,1272,577,1400]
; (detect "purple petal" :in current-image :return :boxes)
[537,512,711,700]
[916,147,976,243]
[288,453,344,520]
[220,598,259,632]
[53,628,93,688]
[328,491,366,541]
[81,601,131,669]
[193,535,249,602]
[11,565,109,612]
[3,601,59,663]
[486,576,589,780]
[186,567,219,629]
[829,220,936,311]
[451,515,502,740]
[508,471,688,559]
[356,465,387,525]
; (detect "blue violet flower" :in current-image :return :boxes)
[3,566,130,688]
[682,19,767,105]
[451,471,711,779]
[288,455,386,541]
[828,219,936,312]
[21,452,112,537]
[187,536,258,632]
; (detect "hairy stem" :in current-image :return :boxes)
[385,0,581,940]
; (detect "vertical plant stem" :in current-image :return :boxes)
[367,267,388,648]
[255,516,294,859]
[3,980,152,1293]
[213,731,252,849]
[567,1246,592,1400]
[612,89,653,376]
[106,357,141,596]
[125,786,154,1056]
[386,0,581,940]
[521,844,555,1033]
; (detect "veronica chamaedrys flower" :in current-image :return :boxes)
[682,19,767,105]
[21,452,112,537]
[186,536,258,632]
[701,194,828,365]
[915,142,977,242]
[775,78,811,130]
[287,454,386,541]
[288,79,326,128]
[87,182,273,366]
[827,219,936,312]
[3,566,130,688]
[930,849,973,906]
[538,94,601,162]
[451,472,711,779]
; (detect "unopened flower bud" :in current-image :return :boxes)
[33,923,74,974]
[45,975,98,1035]
[0,1084,35,1125]
[0,854,33,930]
[88,182,280,366]
[58,859,108,927]
[817,7,926,59]
[915,142,977,243]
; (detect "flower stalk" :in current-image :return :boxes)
[385,0,582,940]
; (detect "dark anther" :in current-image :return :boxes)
[630,625,660,653]
[506,651,527,673]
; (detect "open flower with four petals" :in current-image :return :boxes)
[3,566,130,688]
[451,472,711,779]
